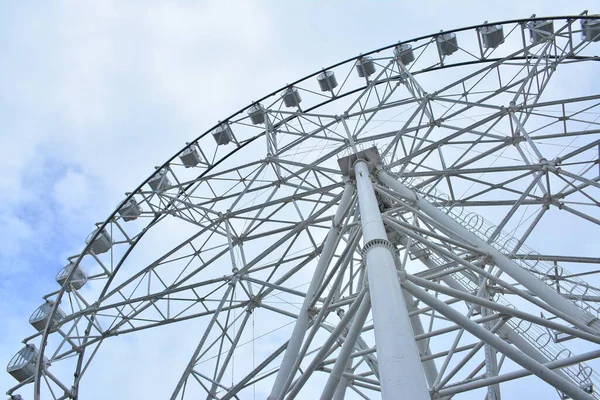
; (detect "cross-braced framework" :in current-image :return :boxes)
[6,13,600,400]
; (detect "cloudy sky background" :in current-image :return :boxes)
[0,1,596,398]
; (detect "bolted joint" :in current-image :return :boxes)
[397,269,408,283]
[247,296,261,311]
[508,101,521,113]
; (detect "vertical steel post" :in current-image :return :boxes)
[268,183,354,400]
[354,159,430,400]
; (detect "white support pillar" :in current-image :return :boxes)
[354,159,430,400]
[378,170,600,334]
[268,183,354,400]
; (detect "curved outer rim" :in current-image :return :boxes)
[26,13,600,399]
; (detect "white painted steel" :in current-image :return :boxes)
[268,183,355,400]
[403,280,594,400]
[354,160,430,400]
[378,170,600,334]
[320,295,371,400]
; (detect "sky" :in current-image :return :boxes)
[0,1,597,399]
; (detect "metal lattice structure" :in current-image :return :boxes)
[6,13,600,400]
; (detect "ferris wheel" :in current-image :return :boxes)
[6,12,600,400]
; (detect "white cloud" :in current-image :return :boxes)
[52,169,91,211]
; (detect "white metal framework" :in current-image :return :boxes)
[6,13,600,400]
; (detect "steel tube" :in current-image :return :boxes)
[285,290,367,399]
[405,244,575,385]
[268,183,354,400]
[435,349,600,398]
[320,295,371,400]
[403,291,439,385]
[379,170,600,334]
[402,280,594,400]
[355,160,430,400]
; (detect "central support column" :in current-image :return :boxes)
[354,159,430,400]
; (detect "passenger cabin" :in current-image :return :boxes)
[355,56,376,77]
[247,103,266,125]
[394,44,415,66]
[437,33,459,56]
[86,228,112,254]
[118,197,142,221]
[148,169,171,191]
[179,145,202,168]
[317,71,338,92]
[212,123,234,145]
[56,263,88,291]
[480,25,505,48]
[281,87,302,108]
[582,18,600,42]
[7,345,46,383]
[29,301,66,332]
[528,20,554,44]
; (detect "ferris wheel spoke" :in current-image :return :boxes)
[405,239,582,391]
[170,278,238,400]
[409,277,600,396]
[402,280,594,400]
[553,171,600,207]
[390,110,506,171]
[380,170,600,327]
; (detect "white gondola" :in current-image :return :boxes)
[86,228,112,254]
[29,301,66,332]
[582,18,600,42]
[56,263,88,291]
[317,71,338,92]
[528,20,554,44]
[179,145,202,168]
[394,44,415,65]
[7,345,46,383]
[247,103,266,125]
[480,25,505,48]
[118,197,142,221]
[148,168,171,191]
[355,56,376,77]
[281,87,302,108]
[437,33,459,56]
[212,123,234,145]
